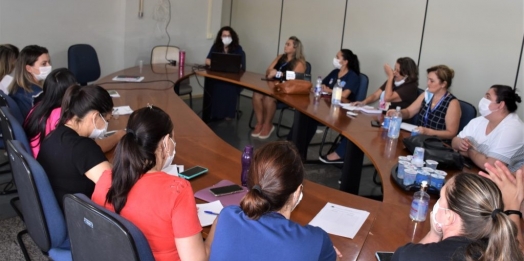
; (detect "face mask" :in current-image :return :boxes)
[478,97,497,117]
[89,113,108,139]
[332,57,342,69]
[34,65,52,81]
[162,137,176,170]
[431,199,443,232]
[291,190,303,212]
[394,77,406,87]
[424,89,434,104]
[222,37,232,46]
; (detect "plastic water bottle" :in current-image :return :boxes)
[178,50,186,78]
[314,76,322,99]
[388,106,402,139]
[410,181,430,221]
[331,79,342,105]
[241,145,253,186]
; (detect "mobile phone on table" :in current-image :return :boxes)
[375,251,394,261]
[209,184,244,197]
[178,166,208,180]
[371,120,381,128]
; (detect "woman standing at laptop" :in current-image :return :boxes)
[252,36,306,139]
[205,26,246,120]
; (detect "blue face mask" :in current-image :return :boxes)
[424,89,434,104]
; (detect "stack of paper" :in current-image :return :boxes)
[340,104,382,114]
[108,90,120,98]
[400,122,417,132]
[197,200,224,226]
[112,75,144,82]
[112,105,134,115]
[309,202,370,239]
[163,164,184,176]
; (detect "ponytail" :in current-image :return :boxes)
[340,49,360,75]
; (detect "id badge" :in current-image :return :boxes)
[275,71,282,78]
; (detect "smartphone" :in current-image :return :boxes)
[178,166,208,180]
[209,184,244,197]
[371,120,381,128]
[375,251,394,261]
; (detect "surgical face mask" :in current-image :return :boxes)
[431,200,443,232]
[89,113,108,139]
[394,77,406,87]
[162,137,176,170]
[34,65,52,81]
[478,97,497,117]
[222,37,232,46]
[332,57,342,69]
[424,89,434,104]
[291,190,303,212]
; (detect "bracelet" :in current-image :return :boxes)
[504,210,522,219]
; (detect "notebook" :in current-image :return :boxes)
[210,53,242,73]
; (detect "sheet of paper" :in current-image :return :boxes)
[400,122,417,132]
[113,105,133,115]
[112,76,144,82]
[163,164,184,176]
[0,74,13,93]
[197,200,224,227]
[309,202,370,239]
[108,90,120,98]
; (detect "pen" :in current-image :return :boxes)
[204,211,219,215]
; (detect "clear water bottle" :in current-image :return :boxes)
[241,145,253,186]
[331,79,342,105]
[388,106,402,139]
[410,181,429,221]
[314,76,322,99]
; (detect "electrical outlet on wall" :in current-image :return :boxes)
[206,33,213,39]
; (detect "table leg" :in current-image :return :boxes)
[202,78,213,122]
[339,139,364,195]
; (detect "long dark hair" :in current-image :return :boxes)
[59,84,113,125]
[490,85,521,113]
[397,57,418,82]
[240,141,304,220]
[9,45,48,94]
[0,44,19,81]
[212,26,240,53]
[340,49,360,75]
[24,68,77,147]
[105,106,174,214]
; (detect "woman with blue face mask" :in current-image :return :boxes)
[452,85,523,171]
[392,172,523,261]
[8,45,51,118]
[204,26,246,121]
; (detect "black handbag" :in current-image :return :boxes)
[402,135,464,170]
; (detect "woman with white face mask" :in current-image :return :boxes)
[321,49,361,101]
[207,141,342,261]
[452,85,523,170]
[8,45,52,118]
[37,85,113,211]
[92,106,208,261]
[204,26,246,120]
[392,172,524,261]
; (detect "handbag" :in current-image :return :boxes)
[402,134,464,170]
[274,80,312,95]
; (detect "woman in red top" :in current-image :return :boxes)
[92,106,207,261]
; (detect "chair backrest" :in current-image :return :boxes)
[151,46,180,65]
[354,73,369,102]
[6,140,68,252]
[68,44,101,86]
[64,194,155,261]
[409,88,426,124]
[0,90,24,124]
[458,99,477,133]
[0,107,32,156]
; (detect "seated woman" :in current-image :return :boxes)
[37,85,112,210]
[321,49,361,100]
[392,172,523,260]
[24,68,125,157]
[205,26,246,120]
[8,45,51,118]
[452,85,523,170]
[207,141,340,261]
[252,36,306,139]
[321,57,419,164]
[0,44,19,93]
[92,106,207,261]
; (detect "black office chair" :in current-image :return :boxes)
[68,44,101,86]
[248,61,312,138]
[64,194,155,261]
[458,99,477,133]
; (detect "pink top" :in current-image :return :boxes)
[27,107,61,157]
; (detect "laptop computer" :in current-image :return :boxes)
[210,52,242,73]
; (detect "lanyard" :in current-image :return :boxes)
[424,92,449,126]
[278,61,289,72]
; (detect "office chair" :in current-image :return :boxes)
[68,44,101,86]
[151,46,193,108]
[6,140,71,261]
[458,99,477,133]
[408,88,425,124]
[248,61,312,138]
[64,194,155,261]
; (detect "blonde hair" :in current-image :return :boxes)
[427,65,455,89]
[0,45,18,82]
[286,36,305,70]
[9,45,48,94]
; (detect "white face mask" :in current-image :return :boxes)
[89,113,108,139]
[332,57,342,69]
[222,37,232,46]
[431,199,443,232]
[478,97,497,117]
[424,89,434,104]
[34,65,52,81]
[291,190,303,212]
[394,77,406,87]
[162,137,176,170]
